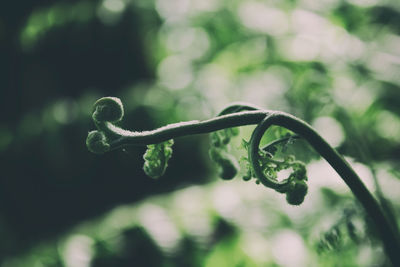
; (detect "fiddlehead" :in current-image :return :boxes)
[143,139,174,179]
[86,97,400,266]
[86,96,176,178]
[209,129,240,180]
[86,97,122,155]
[86,130,110,154]
[208,102,261,181]
[247,114,308,204]
[92,97,124,123]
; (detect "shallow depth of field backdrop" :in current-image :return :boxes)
[1,0,400,266]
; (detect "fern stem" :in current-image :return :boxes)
[88,98,400,265]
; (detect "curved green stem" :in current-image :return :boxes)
[249,112,400,266]
[87,98,400,265]
[249,114,293,191]
[106,110,271,149]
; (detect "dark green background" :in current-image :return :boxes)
[1,0,400,266]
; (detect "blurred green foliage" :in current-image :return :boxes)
[1,0,400,266]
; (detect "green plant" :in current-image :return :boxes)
[86,97,400,266]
